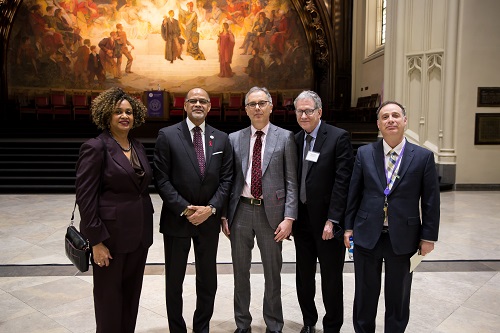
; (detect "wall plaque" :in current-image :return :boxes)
[475,113,500,145]
[477,87,500,107]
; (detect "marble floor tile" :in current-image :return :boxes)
[1,192,500,332]
[434,306,500,333]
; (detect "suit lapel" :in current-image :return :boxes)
[204,125,215,171]
[102,132,141,191]
[306,123,327,176]
[132,138,152,193]
[240,127,251,176]
[373,141,387,191]
[296,131,305,177]
[389,141,415,194]
[262,124,278,175]
[178,121,203,180]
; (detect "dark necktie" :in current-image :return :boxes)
[251,130,264,198]
[193,126,205,177]
[300,134,313,203]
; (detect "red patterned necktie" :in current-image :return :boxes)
[251,130,264,198]
[193,126,205,176]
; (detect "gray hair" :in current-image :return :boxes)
[294,90,322,110]
[245,86,272,105]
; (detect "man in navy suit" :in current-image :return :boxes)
[153,87,233,333]
[344,101,440,333]
[293,90,354,333]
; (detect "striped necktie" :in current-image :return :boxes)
[386,149,398,190]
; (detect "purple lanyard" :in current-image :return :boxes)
[384,144,405,196]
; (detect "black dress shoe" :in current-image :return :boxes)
[234,328,251,333]
[300,326,316,333]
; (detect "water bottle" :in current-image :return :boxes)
[348,236,354,260]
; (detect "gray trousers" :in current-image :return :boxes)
[231,201,284,331]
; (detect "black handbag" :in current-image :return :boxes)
[65,203,90,272]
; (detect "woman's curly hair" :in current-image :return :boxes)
[91,87,147,130]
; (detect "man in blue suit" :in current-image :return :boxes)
[344,101,440,333]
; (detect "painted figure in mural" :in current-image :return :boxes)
[72,38,91,85]
[240,11,270,55]
[270,10,291,56]
[116,23,134,75]
[28,4,64,55]
[98,31,119,79]
[245,48,265,87]
[75,0,99,33]
[43,6,58,30]
[209,1,223,24]
[178,2,206,60]
[28,5,47,40]
[225,0,246,27]
[161,10,184,64]
[266,52,281,89]
[96,0,120,23]
[217,22,235,78]
[54,8,81,47]
[16,36,38,79]
[119,0,151,39]
[88,45,106,87]
[195,0,208,22]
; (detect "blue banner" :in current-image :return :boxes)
[147,91,164,118]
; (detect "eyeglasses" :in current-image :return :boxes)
[295,109,317,116]
[246,100,270,109]
[186,98,210,105]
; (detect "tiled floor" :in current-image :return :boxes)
[1,192,500,332]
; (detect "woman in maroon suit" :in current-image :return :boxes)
[76,87,154,333]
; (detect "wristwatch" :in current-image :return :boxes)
[209,204,216,215]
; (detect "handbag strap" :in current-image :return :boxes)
[71,135,107,227]
[70,202,77,227]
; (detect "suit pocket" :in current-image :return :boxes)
[276,189,285,200]
[356,209,368,220]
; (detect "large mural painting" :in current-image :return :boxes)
[8,0,313,93]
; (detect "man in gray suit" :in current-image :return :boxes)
[222,86,298,333]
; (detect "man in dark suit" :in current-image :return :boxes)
[153,87,233,333]
[293,90,354,333]
[221,86,298,333]
[344,101,440,333]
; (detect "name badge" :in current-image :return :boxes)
[305,151,320,162]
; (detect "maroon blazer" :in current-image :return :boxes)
[75,131,154,253]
